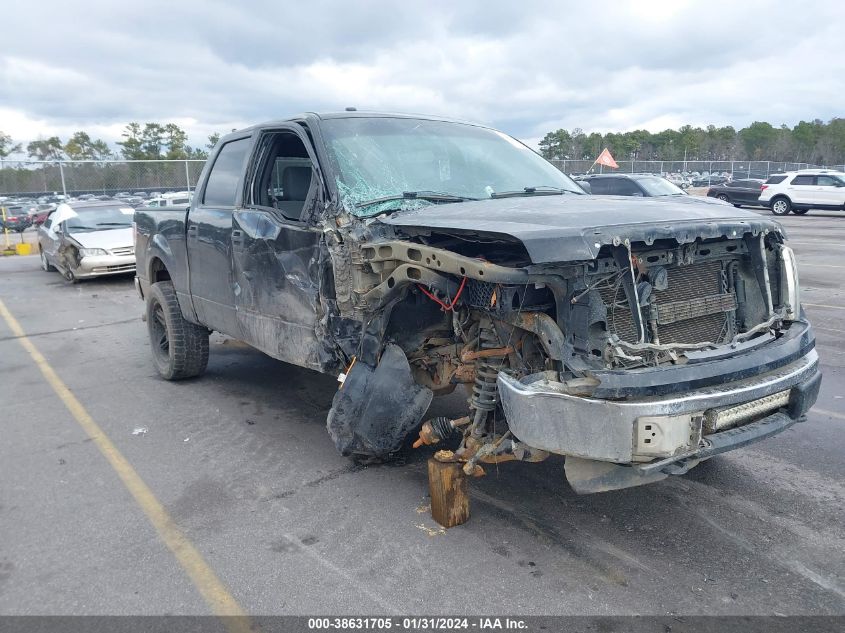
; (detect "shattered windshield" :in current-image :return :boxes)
[320,117,583,216]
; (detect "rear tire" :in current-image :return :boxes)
[146,281,209,380]
[792,209,809,215]
[771,197,791,215]
[40,249,56,272]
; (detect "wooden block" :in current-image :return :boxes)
[428,457,470,528]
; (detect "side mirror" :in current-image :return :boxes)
[577,181,592,194]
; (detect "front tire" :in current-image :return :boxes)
[146,281,209,380]
[792,209,809,215]
[40,249,56,272]
[717,194,730,203]
[771,197,792,215]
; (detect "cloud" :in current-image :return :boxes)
[1,0,843,152]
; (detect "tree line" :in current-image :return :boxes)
[539,118,845,166]
[0,123,222,162]
[3,118,845,166]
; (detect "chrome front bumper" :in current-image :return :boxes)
[74,254,136,278]
[498,349,820,464]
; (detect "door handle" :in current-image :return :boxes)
[187,224,198,238]
[232,229,244,249]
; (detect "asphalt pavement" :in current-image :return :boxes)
[0,209,843,618]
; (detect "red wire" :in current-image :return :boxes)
[417,276,467,311]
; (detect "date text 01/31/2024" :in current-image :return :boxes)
[307,617,528,630]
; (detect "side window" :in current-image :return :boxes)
[817,176,839,187]
[766,175,787,184]
[44,212,54,229]
[203,138,251,207]
[790,175,815,186]
[172,198,190,205]
[251,131,315,221]
[607,179,643,196]
[588,178,609,195]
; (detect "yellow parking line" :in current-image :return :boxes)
[0,299,251,632]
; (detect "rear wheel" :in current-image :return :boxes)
[40,249,56,272]
[771,197,791,215]
[146,280,209,380]
[792,209,809,215]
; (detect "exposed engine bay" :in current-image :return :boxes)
[324,220,802,479]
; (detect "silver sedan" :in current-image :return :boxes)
[38,201,136,282]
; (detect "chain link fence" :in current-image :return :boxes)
[0,160,206,197]
[549,159,845,179]
[3,158,845,198]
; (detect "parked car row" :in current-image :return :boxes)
[573,173,690,197]
[705,169,845,216]
[1,191,193,234]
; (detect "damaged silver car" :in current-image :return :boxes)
[134,113,820,520]
[38,201,136,281]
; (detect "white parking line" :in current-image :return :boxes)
[799,263,845,269]
[803,303,845,311]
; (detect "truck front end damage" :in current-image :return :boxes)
[323,210,820,493]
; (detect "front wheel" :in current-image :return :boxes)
[771,197,792,215]
[792,209,809,215]
[717,194,730,203]
[146,280,209,380]
[40,249,56,272]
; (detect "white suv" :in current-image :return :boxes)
[759,169,845,216]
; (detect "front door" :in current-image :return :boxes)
[231,126,329,371]
[816,175,845,207]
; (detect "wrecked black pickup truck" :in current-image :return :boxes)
[134,112,820,499]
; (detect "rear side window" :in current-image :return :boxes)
[817,176,841,187]
[606,178,643,196]
[203,138,251,207]
[587,178,610,195]
[791,175,815,186]
[765,175,787,184]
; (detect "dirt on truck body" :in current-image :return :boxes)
[134,112,820,512]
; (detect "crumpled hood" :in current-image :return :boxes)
[379,194,781,263]
[69,227,134,250]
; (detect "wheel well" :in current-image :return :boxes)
[149,257,171,282]
[772,194,790,203]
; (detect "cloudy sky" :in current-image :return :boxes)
[1,0,844,152]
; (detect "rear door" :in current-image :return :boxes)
[786,174,817,205]
[187,135,254,336]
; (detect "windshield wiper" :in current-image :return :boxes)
[355,191,479,209]
[490,186,582,199]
